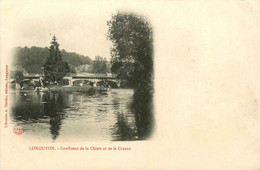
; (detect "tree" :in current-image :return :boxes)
[107,12,153,93]
[10,65,27,84]
[92,56,107,74]
[107,13,154,139]
[12,46,92,74]
[43,36,70,83]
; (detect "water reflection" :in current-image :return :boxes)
[10,89,153,141]
[44,94,66,140]
[133,92,154,140]
[112,113,138,141]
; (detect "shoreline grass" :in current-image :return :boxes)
[47,85,108,94]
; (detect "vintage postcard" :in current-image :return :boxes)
[1,0,260,169]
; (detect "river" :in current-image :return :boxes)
[10,89,153,142]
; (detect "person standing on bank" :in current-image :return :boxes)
[80,82,83,91]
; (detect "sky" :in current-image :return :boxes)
[5,1,117,60]
[1,1,152,60]
[3,0,260,62]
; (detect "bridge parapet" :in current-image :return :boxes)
[24,74,120,87]
[63,75,119,86]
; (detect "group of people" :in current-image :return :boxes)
[79,81,111,89]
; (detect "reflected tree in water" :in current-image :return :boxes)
[132,92,154,140]
[43,93,68,140]
[11,89,150,141]
[112,113,137,141]
[11,92,68,140]
[12,93,46,121]
[111,93,153,141]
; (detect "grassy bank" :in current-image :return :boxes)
[47,85,108,94]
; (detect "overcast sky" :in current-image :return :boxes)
[2,0,260,62]
[5,2,118,60]
[2,1,152,60]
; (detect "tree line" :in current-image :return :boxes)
[12,46,110,74]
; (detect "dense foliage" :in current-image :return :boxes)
[43,36,70,83]
[107,12,153,94]
[10,65,27,83]
[107,12,154,139]
[13,46,93,74]
[92,56,109,74]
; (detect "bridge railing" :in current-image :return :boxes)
[24,74,118,80]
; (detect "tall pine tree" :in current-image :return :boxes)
[43,36,70,83]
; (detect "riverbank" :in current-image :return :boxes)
[47,85,109,94]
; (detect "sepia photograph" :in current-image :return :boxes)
[9,12,154,142]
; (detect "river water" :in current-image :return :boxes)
[10,89,153,142]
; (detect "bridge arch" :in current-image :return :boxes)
[72,79,94,86]
[52,74,120,87]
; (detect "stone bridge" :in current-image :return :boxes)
[63,74,120,86]
[24,73,120,87]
